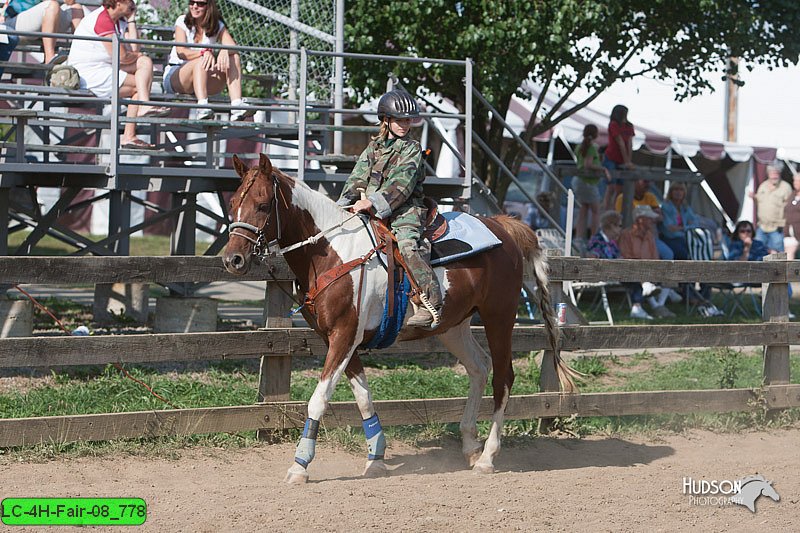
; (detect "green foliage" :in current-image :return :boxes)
[345,1,800,200]
[570,356,608,377]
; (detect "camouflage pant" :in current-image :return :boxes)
[392,206,442,309]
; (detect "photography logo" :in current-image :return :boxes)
[683,475,780,512]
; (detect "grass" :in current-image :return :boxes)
[3,291,800,459]
[2,346,798,459]
[8,232,212,256]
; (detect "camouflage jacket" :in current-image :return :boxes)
[338,136,424,220]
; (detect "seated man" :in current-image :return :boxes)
[67,0,168,148]
[587,210,652,320]
[1,0,84,65]
[615,178,674,260]
[617,205,677,319]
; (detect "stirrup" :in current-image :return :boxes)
[414,292,441,328]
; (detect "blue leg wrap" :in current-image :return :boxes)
[362,413,386,460]
[294,418,319,468]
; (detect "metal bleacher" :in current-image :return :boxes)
[0,24,474,283]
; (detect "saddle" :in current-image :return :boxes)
[422,197,448,242]
[302,198,457,320]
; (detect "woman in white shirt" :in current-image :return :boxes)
[163,0,252,121]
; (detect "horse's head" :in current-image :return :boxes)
[223,153,280,275]
[761,481,780,502]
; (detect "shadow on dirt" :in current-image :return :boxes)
[382,436,674,476]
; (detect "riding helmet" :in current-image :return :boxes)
[377,90,420,121]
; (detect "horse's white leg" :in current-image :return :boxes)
[437,319,491,468]
[285,342,358,484]
[471,310,516,474]
[345,357,388,478]
[472,386,509,474]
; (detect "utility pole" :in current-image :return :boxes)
[724,57,739,142]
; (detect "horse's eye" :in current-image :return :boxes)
[258,203,269,212]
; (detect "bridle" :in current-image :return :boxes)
[228,170,361,260]
[228,172,281,259]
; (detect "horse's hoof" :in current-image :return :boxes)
[472,462,495,475]
[362,460,388,478]
[285,465,309,484]
[465,448,483,467]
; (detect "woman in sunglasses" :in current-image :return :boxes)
[163,0,253,121]
[725,220,769,261]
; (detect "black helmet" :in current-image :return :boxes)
[377,90,420,121]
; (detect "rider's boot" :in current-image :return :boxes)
[400,239,443,328]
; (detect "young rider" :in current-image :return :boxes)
[337,89,442,328]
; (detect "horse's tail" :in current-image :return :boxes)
[491,215,580,393]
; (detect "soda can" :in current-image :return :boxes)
[556,303,567,326]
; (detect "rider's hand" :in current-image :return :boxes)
[352,198,373,214]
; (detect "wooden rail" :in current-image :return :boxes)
[0,255,796,447]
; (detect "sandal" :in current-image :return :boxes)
[121,138,157,150]
[140,106,171,118]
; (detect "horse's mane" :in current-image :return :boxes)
[267,165,351,224]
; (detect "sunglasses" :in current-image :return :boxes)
[188,0,207,6]
[738,228,753,234]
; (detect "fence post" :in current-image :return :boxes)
[256,280,294,441]
[762,253,790,386]
[538,249,563,432]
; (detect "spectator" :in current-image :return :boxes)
[2,0,84,65]
[749,161,791,253]
[162,0,253,121]
[68,0,169,149]
[586,210,648,320]
[725,220,769,261]
[659,182,698,260]
[602,104,635,210]
[783,173,800,260]
[615,178,674,260]
[572,124,611,244]
[617,205,676,319]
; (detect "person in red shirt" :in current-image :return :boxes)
[602,104,636,210]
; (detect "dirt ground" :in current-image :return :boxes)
[2,428,798,532]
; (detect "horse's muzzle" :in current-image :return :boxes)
[222,252,250,275]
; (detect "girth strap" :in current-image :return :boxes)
[304,247,378,315]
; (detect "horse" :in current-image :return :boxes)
[222,153,578,483]
[730,475,780,512]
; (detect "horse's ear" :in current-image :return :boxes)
[232,155,248,179]
[258,153,273,177]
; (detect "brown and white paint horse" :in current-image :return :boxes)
[223,154,577,483]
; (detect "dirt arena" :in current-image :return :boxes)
[2,428,798,531]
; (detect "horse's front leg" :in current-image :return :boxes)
[285,331,358,484]
[345,354,388,478]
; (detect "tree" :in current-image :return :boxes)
[345,0,800,202]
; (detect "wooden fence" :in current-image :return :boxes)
[0,255,798,447]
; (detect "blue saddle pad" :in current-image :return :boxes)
[361,273,411,350]
[430,212,502,266]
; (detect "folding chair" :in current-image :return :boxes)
[687,228,758,317]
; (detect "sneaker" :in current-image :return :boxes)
[230,103,256,122]
[197,107,215,120]
[630,306,653,320]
